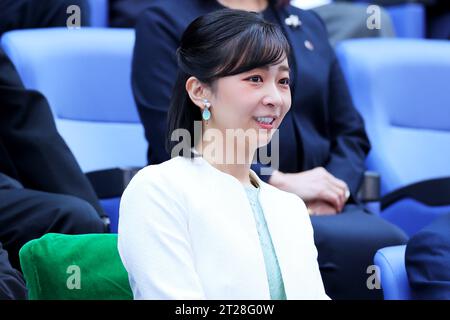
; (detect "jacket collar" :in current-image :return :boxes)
[191,147,265,189]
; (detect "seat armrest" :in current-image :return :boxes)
[358,171,381,203]
[86,167,141,199]
[381,177,450,210]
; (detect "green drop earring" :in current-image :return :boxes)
[202,99,211,124]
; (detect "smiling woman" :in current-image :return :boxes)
[166,8,292,164]
[118,9,329,300]
[130,0,409,301]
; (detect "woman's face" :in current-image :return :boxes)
[208,57,291,150]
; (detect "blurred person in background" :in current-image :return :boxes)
[291,0,395,45]
[406,213,450,300]
[0,0,107,300]
[109,0,396,46]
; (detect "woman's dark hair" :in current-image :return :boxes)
[166,8,291,157]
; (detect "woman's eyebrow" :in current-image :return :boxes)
[257,65,291,72]
[278,65,291,73]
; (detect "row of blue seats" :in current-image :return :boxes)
[3,28,449,235]
[86,0,428,38]
[339,38,450,299]
[2,29,449,299]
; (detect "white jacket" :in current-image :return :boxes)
[118,155,329,300]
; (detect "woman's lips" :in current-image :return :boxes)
[253,117,275,130]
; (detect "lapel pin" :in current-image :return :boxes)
[285,14,301,29]
[304,40,314,51]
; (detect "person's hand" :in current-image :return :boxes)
[306,200,338,216]
[269,167,350,213]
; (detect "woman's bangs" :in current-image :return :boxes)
[214,24,290,77]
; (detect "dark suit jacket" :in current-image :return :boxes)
[0,0,90,34]
[109,0,152,28]
[406,213,450,299]
[131,0,370,200]
[0,242,26,300]
[0,48,105,217]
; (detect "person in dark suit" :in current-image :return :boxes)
[131,0,408,299]
[0,0,106,300]
[0,242,27,300]
[109,0,396,46]
[109,0,150,28]
[0,0,91,34]
[406,213,450,300]
[0,50,108,267]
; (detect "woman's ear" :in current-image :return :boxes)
[185,76,212,111]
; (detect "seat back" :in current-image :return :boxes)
[1,28,148,232]
[354,1,425,38]
[336,39,450,235]
[88,0,109,27]
[1,28,147,173]
[19,233,132,299]
[337,39,450,194]
[386,3,425,38]
[374,245,412,300]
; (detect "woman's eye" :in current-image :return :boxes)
[280,78,290,85]
[248,76,263,83]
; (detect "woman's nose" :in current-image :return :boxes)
[262,83,283,108]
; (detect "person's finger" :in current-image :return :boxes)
[344,188,351,201]
[322,180,345,210]
[328,184,346,210]
[327,175,348,193]
[313,202,338,216]
[316,209,338,216]
[325,175,349,205]
[319,189,341,212]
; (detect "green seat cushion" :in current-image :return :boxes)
[19,233,132,300]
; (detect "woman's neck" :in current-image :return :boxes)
[216,0,269,12]
[194,140,256,187]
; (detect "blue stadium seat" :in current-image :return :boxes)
[357,1,425,38]
[336,39,450,236]
[87,0,109,27]
[386,3,425,38]
[374,245,412,300]
[1,28,147,232]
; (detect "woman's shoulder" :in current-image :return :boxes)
[120,157,198,214]
[129,156,194,186]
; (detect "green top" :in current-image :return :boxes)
[244,184,287,300]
